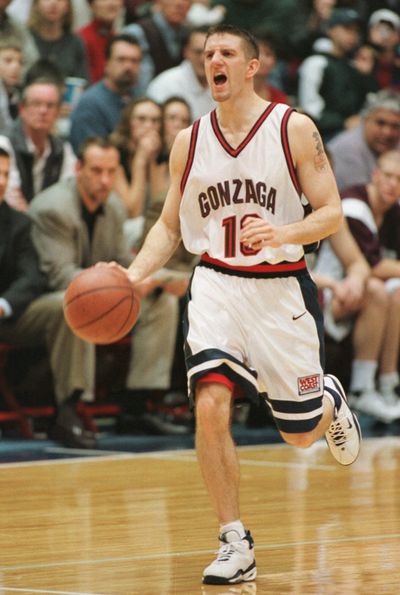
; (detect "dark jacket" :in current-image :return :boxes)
[7,119,65,203]
[0,200,47,320]
[139,17,187,77]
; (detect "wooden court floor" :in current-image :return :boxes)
[0,437,399,595]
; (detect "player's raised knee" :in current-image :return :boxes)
[281,431,315,449]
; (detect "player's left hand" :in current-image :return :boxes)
[240,217,285,249]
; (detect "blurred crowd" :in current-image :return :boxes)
[1,0,400,448]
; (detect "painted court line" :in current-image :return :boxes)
[0,588,106,595]
[2,532,400,573]
[1,436,398,471]
[153,451,336,470]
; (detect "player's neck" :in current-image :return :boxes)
[216,93,269,132]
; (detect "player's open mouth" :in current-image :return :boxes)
[214,74,227,86]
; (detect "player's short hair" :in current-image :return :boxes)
[78,137,119,162]
[205,24,259,60]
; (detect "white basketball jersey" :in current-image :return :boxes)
[180,103,309,269]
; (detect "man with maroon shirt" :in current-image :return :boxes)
[79,0,124,83]
[341,150,400,415]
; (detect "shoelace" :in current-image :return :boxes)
[215,542,240,562]
[327,421,346,446]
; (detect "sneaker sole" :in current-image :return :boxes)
[203,561,257,584]
[325,374,362,466]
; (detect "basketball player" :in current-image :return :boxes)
[108,24,362,585]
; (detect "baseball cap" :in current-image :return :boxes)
[326,8,361,29]
[368,9,400,31]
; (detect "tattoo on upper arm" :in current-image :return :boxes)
[312,131,328,172]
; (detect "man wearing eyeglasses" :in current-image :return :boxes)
[328,89,400,191]
[0,77,76,211]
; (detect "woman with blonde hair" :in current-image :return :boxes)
[28,0,88,80]
[110,97,162,224]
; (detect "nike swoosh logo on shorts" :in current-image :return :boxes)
[292,312,306,320]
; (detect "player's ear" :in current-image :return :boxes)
[247,58,260,79]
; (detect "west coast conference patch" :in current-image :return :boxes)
[298,374,321,396]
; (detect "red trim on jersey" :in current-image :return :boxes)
[197,372,235,392]
[281,108,301,196]
[211,103,277,157]
[180,119,200,194]
[200,253,307,273]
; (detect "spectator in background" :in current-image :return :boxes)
[124,0,148,24]
[210,0,298,55]
[328,89,400,190]
[0,38,23,133]
[28,0,89,81]
[69,33,142,155]
[124,96,197,424]
[367,9,400,91]
[1,77,76,211]
[253,32,290,104]
[313,217,400,423]
[146,26,215,121]
[123,0,191,93]
[298,7,379,141]
[352,42,377,78]
[79,0,124,84]
[290,0,337,60]
[338,151,400,418]
[110,97,162,245]
[365,1,400,21]
[0,0,39,71]
[0,146,96,449]
[29,136,190,436]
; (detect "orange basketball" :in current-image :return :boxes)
[63,265,140,344]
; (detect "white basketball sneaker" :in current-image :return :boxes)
[324,374,361,466]
[202,530,256,585]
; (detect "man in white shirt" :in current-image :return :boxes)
[147,26,215,121]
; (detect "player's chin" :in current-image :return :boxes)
[211,86,228,101]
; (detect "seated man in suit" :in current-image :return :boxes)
[0,146,96,448]
[29,136,189,436]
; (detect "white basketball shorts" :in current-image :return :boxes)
[183,264,325,433]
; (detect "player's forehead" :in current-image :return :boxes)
[204,33,244,54]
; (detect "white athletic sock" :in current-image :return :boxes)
[220,520,246,541]
[349,360,378,392]
[379,372,399,393]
